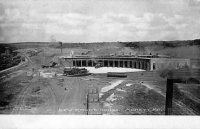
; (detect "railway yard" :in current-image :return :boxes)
[0,46,200,115]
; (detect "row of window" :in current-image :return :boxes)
[152,61,189,70]
[72,60,150,70]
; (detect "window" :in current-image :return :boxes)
[153,63,156,70]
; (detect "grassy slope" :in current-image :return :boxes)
[0,39,199,59]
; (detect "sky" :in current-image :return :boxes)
[0,0,200,43]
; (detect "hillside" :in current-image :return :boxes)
[0,39,199,58]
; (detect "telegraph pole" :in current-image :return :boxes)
[59,41,63,54]
[165,77,183,115]
[165,78,174,115]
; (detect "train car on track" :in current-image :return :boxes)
[63,67,91,77]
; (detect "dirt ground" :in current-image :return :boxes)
[0,70,197,115]
[0,49,199,115]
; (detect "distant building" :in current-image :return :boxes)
[190,58,200,69]
[150,58,190,70]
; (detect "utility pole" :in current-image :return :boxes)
[165,78,174,115]
[43,48,45,66]
[165,77,183,115]
[59,41,63,54]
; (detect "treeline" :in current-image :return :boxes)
[54,39,200,49]
[123,39,200,49]
[0,39,199,50]
[0,57,21,71]
[0,47,21,71]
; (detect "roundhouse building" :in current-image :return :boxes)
[59,55,190,71]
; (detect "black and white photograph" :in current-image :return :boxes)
[0,0,200,128]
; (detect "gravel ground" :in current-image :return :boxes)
[0,51,198,115]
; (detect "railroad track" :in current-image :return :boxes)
[8,53,59,114]
[11,82,32,114]
[141,81,196,115]
[87,86,102,115]
[43,80,59,114]
[11,79,59,114]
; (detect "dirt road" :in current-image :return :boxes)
[0,51,90,114]
[58,77,88,114]
[10,74,90,114]
[1,51,197,115]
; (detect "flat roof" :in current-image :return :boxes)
[60,54,190,60]
[62,56,151,60]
